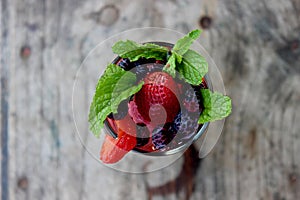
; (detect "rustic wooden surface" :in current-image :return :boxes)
[1,0,300,199]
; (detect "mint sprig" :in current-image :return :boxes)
[163,53,178,77]
[172,29,202,56]
[112,40,168,61]
[89,64,143,137]
[89,29,232,137]
[178,49,208,85]
[162,30,208,84]
[199,89,232,124]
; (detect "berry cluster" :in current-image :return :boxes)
[100,58,207,163]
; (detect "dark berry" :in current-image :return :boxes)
[167,51,172,60]
[183,87,200,112]
[107,100,128,120]
[117,58,133,71]
[176,110,199,140]
[170,112,181,133]
[152,123,177,150]
[134,63,163,80]
[136,125,150,147]
[155,60,165,64]
[191,85,204,113]
[132,58,155,67]
[147,63,163,73]
[135,65,149,78]
[199,78,208,89]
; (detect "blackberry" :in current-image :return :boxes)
[117,58,134,71]
[134,63,163,80]
[107,100,128,120]
[147,63,163,73]
[176,110,199,140]
[166,51,172,60]
[191,85,204,113]
[135,65,149,78]
[183,87,200,113]
[136,125,150,147]
[132,58,156,67]
[170,111,181,133]
[152,123,177,150]
[192,85,201,97]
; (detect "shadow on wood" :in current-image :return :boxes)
[145,144,202,200]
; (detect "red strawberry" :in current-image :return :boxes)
[100,114,137,164]
[100,134,134,164]
[114,113,137,137]
[134,72,180,125]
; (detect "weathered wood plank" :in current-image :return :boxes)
[1,0,14,199]
[2,0,300,200]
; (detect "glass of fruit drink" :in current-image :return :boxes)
[73,28,231,173]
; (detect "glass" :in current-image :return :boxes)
[72,28,226,173]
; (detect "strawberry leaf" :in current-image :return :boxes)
[88,64,144,137]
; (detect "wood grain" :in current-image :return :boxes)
[1,0,300,199]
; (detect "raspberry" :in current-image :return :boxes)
[128,99,147,125]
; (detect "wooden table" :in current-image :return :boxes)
[1,0,299,199]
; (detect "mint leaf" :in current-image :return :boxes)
[163,53,177,77]
[88,64,144,137]
[163,29,204,80]
[162,51,183,77]
[177,49,208,85]
[199,89,232,124]
[172,29,202,56]
[112,40,168,61]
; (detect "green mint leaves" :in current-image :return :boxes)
[88,64,143,137]
[178,50,208,85]
[199,89,232,124]
[162,30,208,85]
[172,29,202,55]
[112,40,168,61]
[164,53,179,77]
[89,29,232,137]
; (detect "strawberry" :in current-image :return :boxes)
[100,114,137,163]
[100,134,135,164]
[114,114,137,137]
[134,72,180,125]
